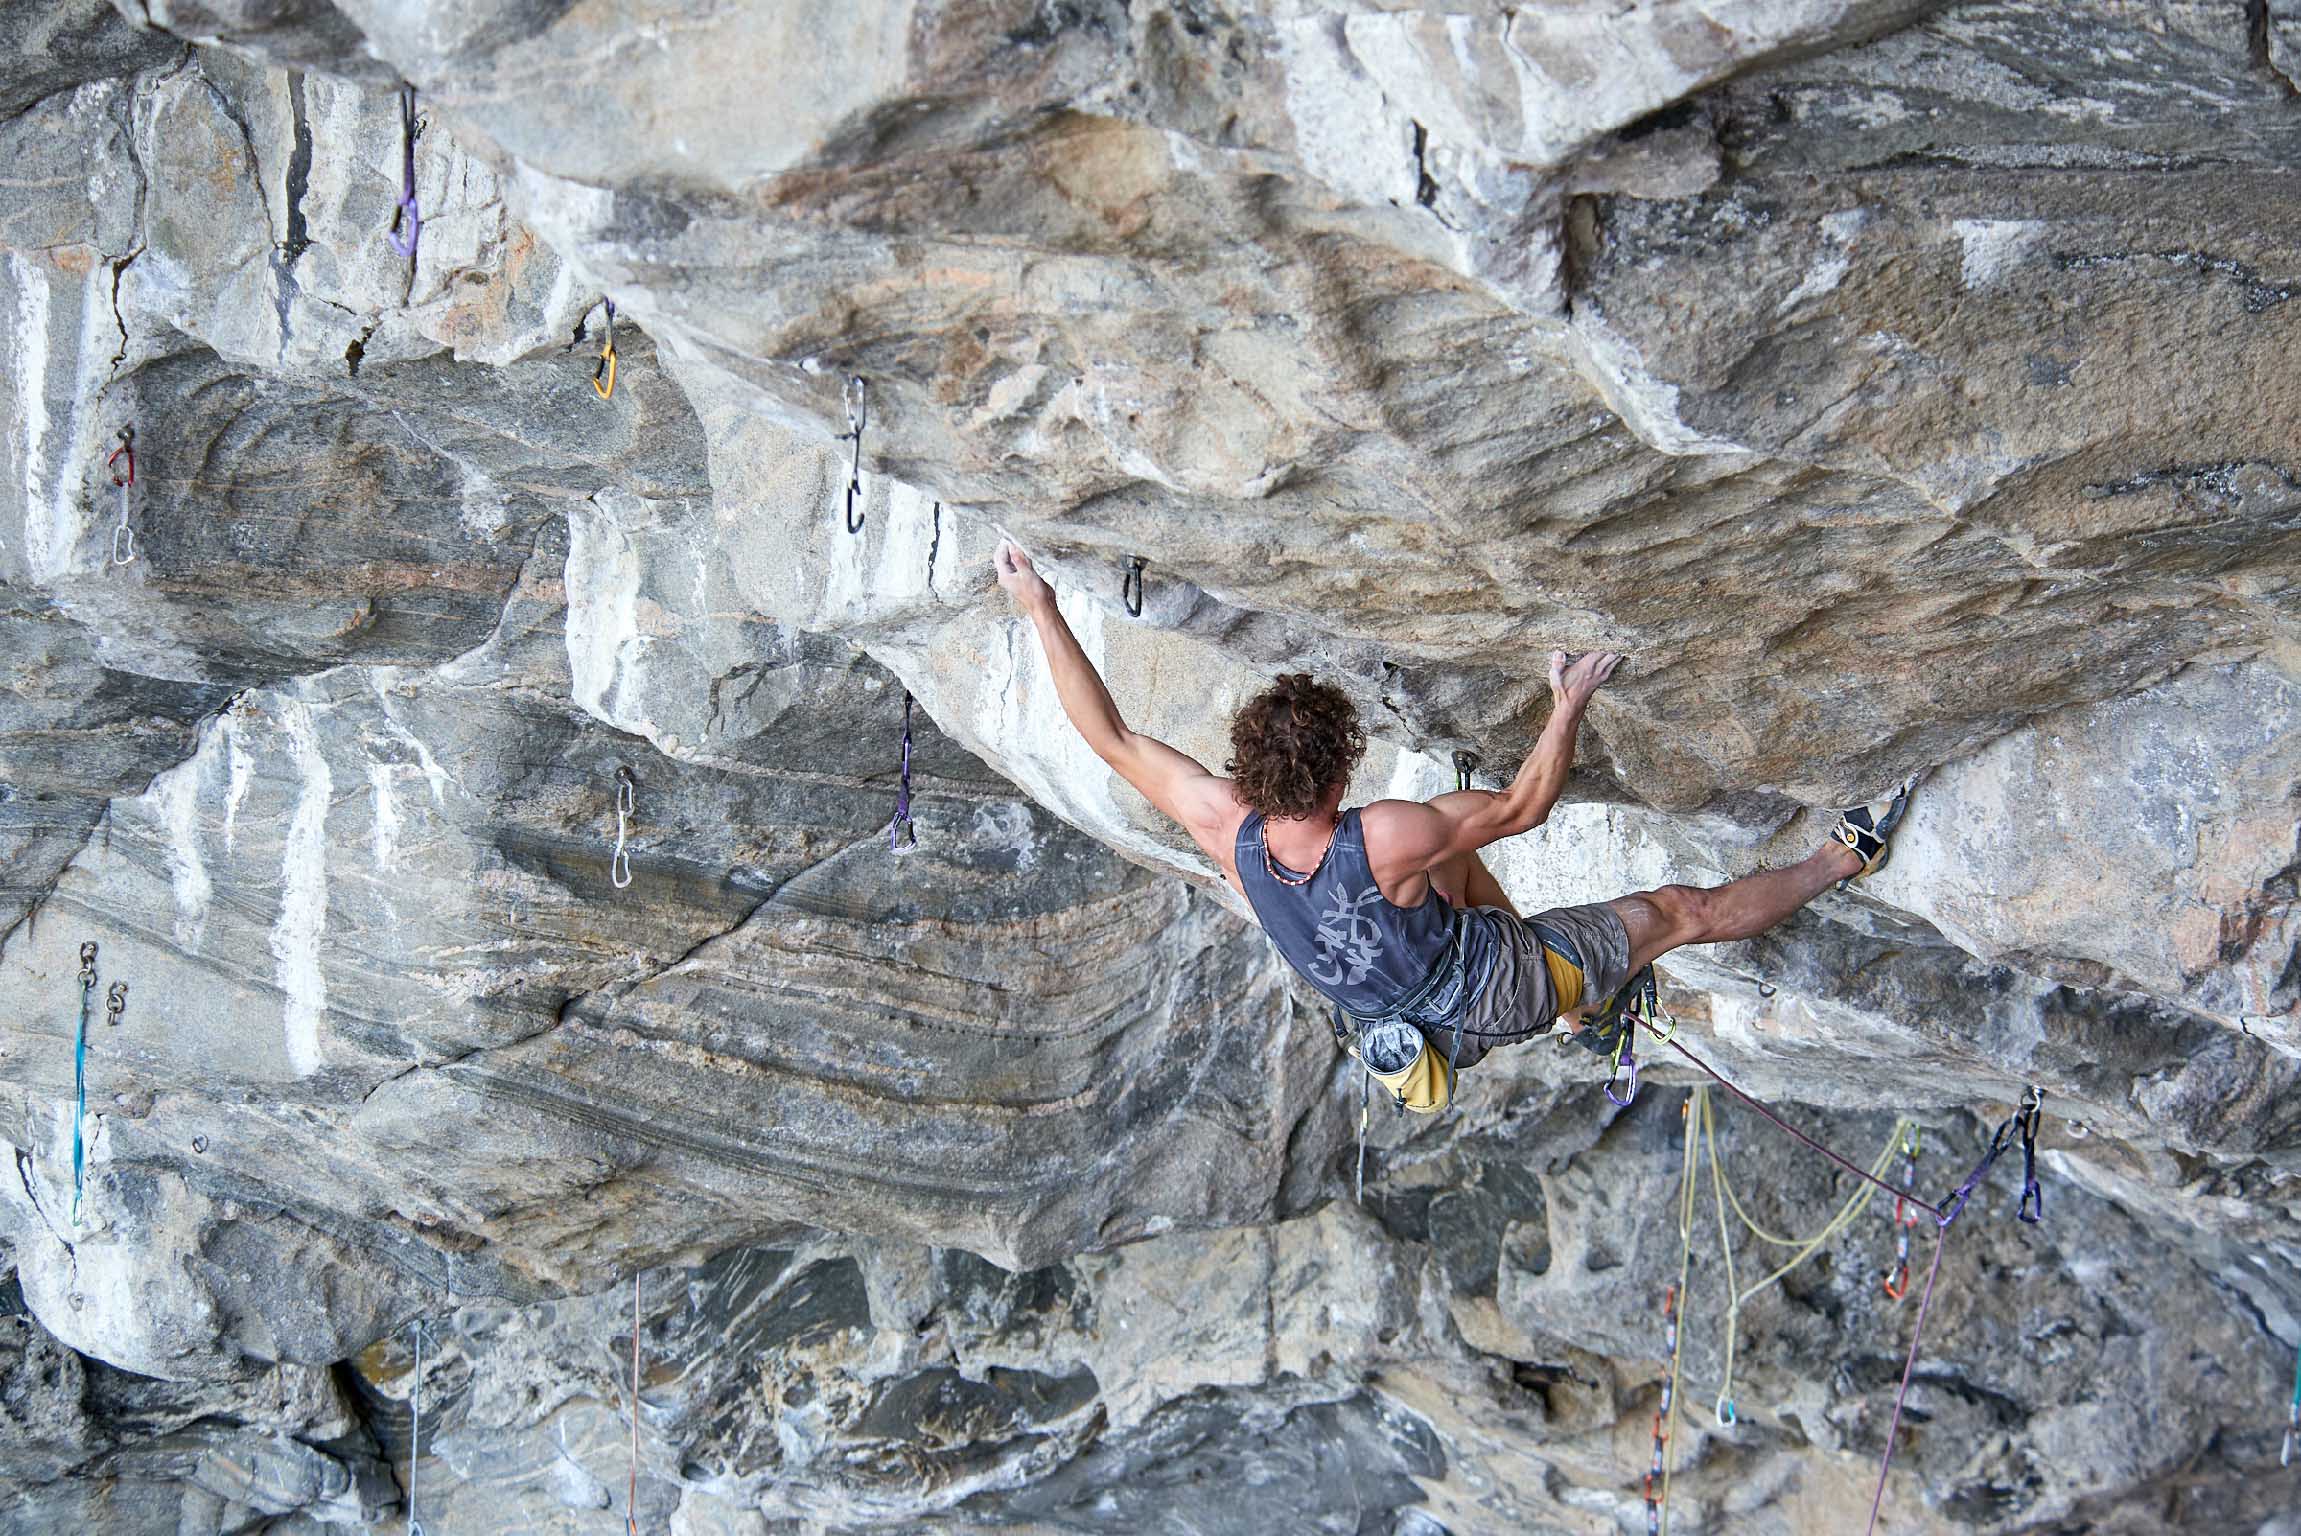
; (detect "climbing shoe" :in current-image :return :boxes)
[1830,776,1916,889]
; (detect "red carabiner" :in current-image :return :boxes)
[106,429,135,487]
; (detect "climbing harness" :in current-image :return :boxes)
[1122,555,1147,617]
[626,1271,642,1535]
[838,377,867,534]
[888,692,916,853]
[591,299,618,402]
[70,941,97,1225]
[1453,750,1479,793]
[406,1320,427,1536]
[1644,1282,1680,1535]
[386,85,422,262]
[1883,1126,1921,1300]
[610,767,636,890]
[106,427,136,565]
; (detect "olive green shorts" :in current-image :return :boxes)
[1441,902,1633,1071]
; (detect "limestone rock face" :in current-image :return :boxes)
[0,1,2296,1532]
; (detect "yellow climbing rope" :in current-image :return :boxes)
[1649,1087,1912,1530]
[1654,1090,1700,1535]
[1705,1090,1911,1423]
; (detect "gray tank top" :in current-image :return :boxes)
[1236,808,1481,1019]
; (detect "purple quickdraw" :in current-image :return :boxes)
[889,691,916,852]
[386,85,421,261]
[1605,1028,1639,1107]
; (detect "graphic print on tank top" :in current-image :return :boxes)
[1309,885,1386,988]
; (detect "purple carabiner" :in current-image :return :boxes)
[1605,1037,1639,1107]
[386,85,421,260]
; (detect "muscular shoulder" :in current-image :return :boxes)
[1358,797,1447,874]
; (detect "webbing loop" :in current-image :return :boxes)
[1452,750,1479,793]
[1121,555,1146,617]
[610,767,636,890]
[838,377,867,534]
[591,298,619,402]
[106,427,137,566]
[71,941,96,1225]
[888,692,917,853]
[387,85,422,261]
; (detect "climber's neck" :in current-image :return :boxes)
[1262,788,1347,867]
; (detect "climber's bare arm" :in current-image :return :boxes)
[997,542,1238,850]
[1364,650,1622,886]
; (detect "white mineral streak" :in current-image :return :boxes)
[1568,308,1751,457]
[368,762,401,870]
[9,252,63,581]
[149,752,211,948]
[565,493,649,737]
[269,694,332,1077]
[222,716,255,852]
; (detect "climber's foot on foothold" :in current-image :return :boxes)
[1830,777,1915,889]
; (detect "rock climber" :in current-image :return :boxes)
[994,542,1910,1107]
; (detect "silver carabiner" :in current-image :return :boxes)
[610,767,636,890]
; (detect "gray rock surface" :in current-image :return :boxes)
[0,0,2296,1531]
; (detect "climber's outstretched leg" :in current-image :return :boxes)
[1609,782,1915,978]
[1610,842,1859,978]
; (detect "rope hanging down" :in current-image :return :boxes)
[1651,1093,1701,1535]
[1622,1008,2048,1535]
[1700,1089,1912,1426]
[406,1321,427,1536]
[70,941,97,1225]
[387,86,422,261]
[611,767,636,890]
[839,377,867,534]
[1122,555,1147,617]
[889,692,916,853]
[106,427,136,565]
[626,1271,643,1535]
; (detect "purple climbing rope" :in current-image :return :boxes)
[889,692,915,851]
[1866,1227,1949,1534]
[386,86,421,261]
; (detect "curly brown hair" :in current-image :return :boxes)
[1225,674,1367,820]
